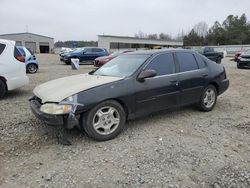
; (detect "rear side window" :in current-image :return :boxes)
[194,54,206,68]
[176,52,199,72]
[145,53,175,76]
[17,47,25,57]
[14,47,22,59]
[0,43,6,55]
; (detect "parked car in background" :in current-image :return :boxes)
[59,47,74,61]
[194,47,224,64]
[0,39,29,98]
[234,49,250,62]
[30,49,229,141]
[17,46,39,73]
[237,49,250,69]
[63,47,108,65]
[94,50,133,67]
[59,47,73,56]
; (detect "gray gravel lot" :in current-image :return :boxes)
[0,54,250,188]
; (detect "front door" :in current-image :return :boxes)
[135,53,180,117]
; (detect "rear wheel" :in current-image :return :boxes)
[26,64,38,73]
[198,85,217,112]
[0,80,7,99]
[82,100,126,141]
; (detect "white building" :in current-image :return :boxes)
[0,32,54,53]
[98,35,183,52]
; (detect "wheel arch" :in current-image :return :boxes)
[91,98,129,120]
[208,81,219,94]
[0,76,8,91]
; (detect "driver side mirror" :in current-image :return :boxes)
[138,69,157,82]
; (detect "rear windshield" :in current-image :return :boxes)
[26,48,34,55]
[0,43,6,55]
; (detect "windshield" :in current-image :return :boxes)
[245,49,250,55]
[93,54,150,77]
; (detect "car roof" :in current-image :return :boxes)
[125,49,195,56]
[0,39,15,45]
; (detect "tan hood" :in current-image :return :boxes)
[33,74,123,103]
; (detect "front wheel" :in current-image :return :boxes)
[198,85,217,112]
[82,100,126,141]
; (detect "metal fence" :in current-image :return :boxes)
[191,45,250,57]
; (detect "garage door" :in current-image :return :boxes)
[15,41,22,46]
[39,42,50,53]
[25,42,36,53]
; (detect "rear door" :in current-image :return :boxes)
[175,52,208,106]
[135,52,180,116]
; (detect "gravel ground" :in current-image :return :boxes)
[0,54,250,188]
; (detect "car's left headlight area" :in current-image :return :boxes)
[40,103,73,115]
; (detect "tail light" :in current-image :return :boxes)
[17,55,25,63]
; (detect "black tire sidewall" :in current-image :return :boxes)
[83,100,126,141]
[0,80,6,99]
[27,64,37,73]
[199,85,217,112]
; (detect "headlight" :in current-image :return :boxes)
[40,103,72,115]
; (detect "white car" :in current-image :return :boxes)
[0,39,29,98]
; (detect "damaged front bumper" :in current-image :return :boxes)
[30,97,82,129]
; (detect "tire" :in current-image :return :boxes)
[216,57,222,64]
[0,80,7,99]
[237,63,242,69]
[82,100,126,141]
[65,60,71,65]
[26,64,38,73]
[198,85,217,112]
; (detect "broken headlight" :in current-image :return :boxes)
[40,103,72,115]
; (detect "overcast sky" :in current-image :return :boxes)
[0,0,249,41]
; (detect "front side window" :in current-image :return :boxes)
[145,53,175,76]
[85,48,92,53]
[93,54,150,77]
[176,52,199,72]
[0,43,6,55]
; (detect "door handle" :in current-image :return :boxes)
[170,80,179,86]
[202,74,208,77]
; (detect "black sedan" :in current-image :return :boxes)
[30,49,229,141]
[237,50,250,68]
